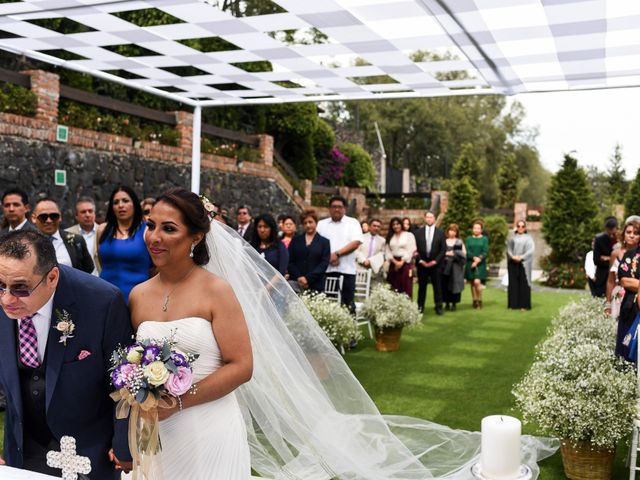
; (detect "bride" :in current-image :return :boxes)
[129,187,556,480]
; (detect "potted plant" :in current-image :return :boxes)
[483,214,509,277]
[513,298,636,480]
[359,285,422,352]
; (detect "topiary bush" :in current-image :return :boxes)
[483,214,509,265]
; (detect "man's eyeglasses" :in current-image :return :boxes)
[0,271,50,298]
[517,224,526,229]
[36,213,60,223]
[143,209,152,215]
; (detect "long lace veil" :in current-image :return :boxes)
[203,220,557,480]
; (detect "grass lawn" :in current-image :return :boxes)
[0,286,630,478]
[345,285,631,479]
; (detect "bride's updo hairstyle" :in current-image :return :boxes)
[154,187,210,266]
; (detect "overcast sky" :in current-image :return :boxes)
[512,87,640,180]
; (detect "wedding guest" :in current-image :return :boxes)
[441,224,466,311]
[465,219,489,309]
[384,217,417,297]
[606,220,640,318]
[415,211,446,315]
[592,216,619,297]
[98,185,152,303]
[250,213,289,276]
[2,188,35,232]
[236,205,254,241]
[65,196,100,275]
[287,210,330,292]
[0,229,132,477]
[507,221,535,310]
[355,218,386,281]
[360,220,369,234]
[140,197,156,223]
[281,215,296,249]
[317,196,362,312]
[32,198,94,274]
[402,217,418,235]
[616,243,640,357]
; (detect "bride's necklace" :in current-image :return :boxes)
[160,265,197,312]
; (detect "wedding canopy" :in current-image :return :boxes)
[0,0,637,190]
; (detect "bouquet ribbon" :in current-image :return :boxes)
[111,388,177,480]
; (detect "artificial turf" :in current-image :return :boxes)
[345,285,631,479]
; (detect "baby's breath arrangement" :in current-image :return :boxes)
[360,284,422,330]
[513,298,636,451]
[300,291,361,349]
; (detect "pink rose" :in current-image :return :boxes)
[165,367,193,396]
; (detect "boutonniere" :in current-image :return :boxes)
[54,309,75,345]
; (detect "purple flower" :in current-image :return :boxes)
[142,345,161,365]
[111,363,139,389]
[165,367,193,396]
[171,351,187,367]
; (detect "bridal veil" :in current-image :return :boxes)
[203,220,557,480]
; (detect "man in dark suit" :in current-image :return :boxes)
[2,188,36,232]
[0,230,132,477]
[415,211,446,315]
[592,216,619,297]
[236,205,254,241]
[32,198,94,274]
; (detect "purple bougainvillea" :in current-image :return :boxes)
[317,146,350,186]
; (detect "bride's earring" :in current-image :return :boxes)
[190,244,195,258]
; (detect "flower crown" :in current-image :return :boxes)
[199,194,218,222]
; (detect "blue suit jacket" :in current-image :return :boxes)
[288,233,331,292]
[0,265,133,478]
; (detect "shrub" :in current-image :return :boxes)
[539,256,587,290]
[312,119,335,164]
[483,214,509,265]
[360,284,422,330]
[317,146,348,186]
[0,83,37,116]
[338,143,376,190]
[442,176,479,238]
[625,167,640,220]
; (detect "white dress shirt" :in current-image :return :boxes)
[18,291,55,362]
[8,218,28,231]
[317,215,363,275]
[51,230,73,267]
[79,224,98,275]
[425,225,435,255]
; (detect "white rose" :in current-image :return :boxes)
[56,321,69,332]
[126,346,144,365]
[143,361,170,386]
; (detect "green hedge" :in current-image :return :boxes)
[0,83,37,116]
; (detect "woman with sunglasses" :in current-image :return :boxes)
[506,220,535,310]
[141,197,156,222]
[98,185,152,304]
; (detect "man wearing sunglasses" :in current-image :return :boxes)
[0,229,132,477]
[65,197,100,276]
[32,198,94,274]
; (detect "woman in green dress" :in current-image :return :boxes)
[465,219,489,309]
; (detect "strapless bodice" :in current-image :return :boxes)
[136,317,221,382]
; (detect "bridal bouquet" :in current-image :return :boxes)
[109,334,199,479]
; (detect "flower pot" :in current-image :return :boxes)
[375,326,403,352]
[560,439,615,480]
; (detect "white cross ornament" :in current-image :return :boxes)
[46,436,92,480]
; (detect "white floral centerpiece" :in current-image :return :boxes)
[300,291,361,351]
[360,284,422,331]
[513,297,636,478]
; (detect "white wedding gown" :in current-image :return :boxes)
[136,317,251,480]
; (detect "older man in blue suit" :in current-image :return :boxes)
[0,230,132,478]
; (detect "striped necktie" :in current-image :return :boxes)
[18,314,40,368]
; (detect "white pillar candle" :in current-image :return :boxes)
[480,415,521,479]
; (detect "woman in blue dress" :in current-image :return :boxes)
[98,185,152,303]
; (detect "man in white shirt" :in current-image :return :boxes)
[65,197,100,275]
[317,196,362,311]
[2,188,36,232]
[355,218,386,280]
[32,198,94,274]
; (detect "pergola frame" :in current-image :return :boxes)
[0,0,635,192]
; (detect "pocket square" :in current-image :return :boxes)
[78,350,92,360]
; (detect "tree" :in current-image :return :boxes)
[625,168,640,219]
[542,153,599,264]
[339,143,376,190]
[443,177,479,238]
[497,153,519,208]
[451,143,481,188]
[607,143,627,204]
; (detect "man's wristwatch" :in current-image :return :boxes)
[336,251,341,258]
